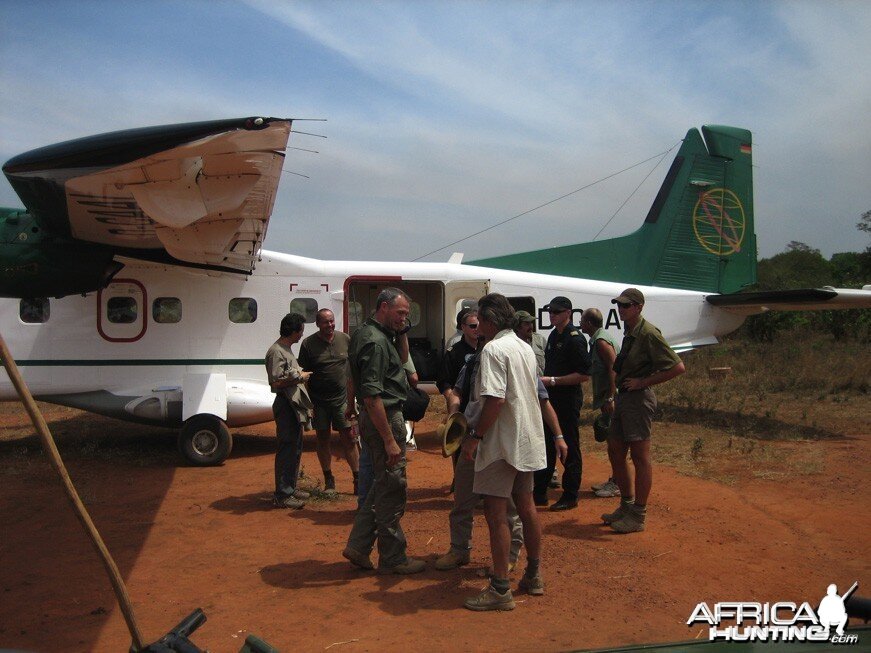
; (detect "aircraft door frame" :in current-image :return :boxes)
[97,278,147,343]
[444,280,489,341]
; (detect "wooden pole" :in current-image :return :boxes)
[0,333,145,651]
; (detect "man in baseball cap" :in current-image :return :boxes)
[602,287,685,534]
[533,296,591,511]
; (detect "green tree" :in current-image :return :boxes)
[741,221,871,342]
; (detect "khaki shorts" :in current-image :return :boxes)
[312,397,351,432]
[609,387,657,443]
[473,459,533,498]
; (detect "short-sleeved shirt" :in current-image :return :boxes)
[543,325,591,403]
[298,331,351,402]
[349,317,408,410]
[590,327,621,409]
[437,337,477,393]
[613,317,682,388]
[474,329,546,473]
[265,340,303,396]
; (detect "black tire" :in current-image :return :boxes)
[178,414,232,466]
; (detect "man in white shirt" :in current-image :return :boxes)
[461,293,554,612]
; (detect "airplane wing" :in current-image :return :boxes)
[706,287,871,315]
[2,117,292,273]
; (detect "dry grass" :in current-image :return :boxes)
[583,333,869,485]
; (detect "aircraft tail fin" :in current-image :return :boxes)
[470,125,757,294]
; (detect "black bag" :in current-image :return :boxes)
[402,386,430,422]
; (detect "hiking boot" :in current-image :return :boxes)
[601,499,633,524]
[591,477,615,492]
[378,557,426,575]
[518,573,544,596]
[435,548,470,571]
[273,495,305,510]
[292,488,311,500]
[594,480,620,498]
[549,471,560,488]
[611,505,646,534]
[464,586,516,611]
[342,546,374,570]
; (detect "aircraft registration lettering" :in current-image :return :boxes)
[692,188,745,256]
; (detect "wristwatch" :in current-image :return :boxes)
[469,428,483,440]
[605,397,615,403]
[550,376,557,386]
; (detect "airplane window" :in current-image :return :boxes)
[107,297,138,324]
[409,302,421,327]
[153,297,182,323]
[19,297,49,324]
[229,297,258,324]
[290,298,318,323]
[348,301,364,329]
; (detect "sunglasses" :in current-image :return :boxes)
[547,308,568,314]
[615,302,636,309]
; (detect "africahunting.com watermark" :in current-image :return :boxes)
[687,582,860,644]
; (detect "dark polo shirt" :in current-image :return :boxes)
[544,324,591,403]
[298,331,350,402]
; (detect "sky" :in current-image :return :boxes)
[1,0,869,263]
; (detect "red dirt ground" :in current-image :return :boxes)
[1,403,869,652]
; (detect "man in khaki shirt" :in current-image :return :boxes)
[602,288,685,534]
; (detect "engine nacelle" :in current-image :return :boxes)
[0,209,122,298]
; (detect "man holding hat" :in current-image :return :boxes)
[603,288,685,533]
[533,296,591,511]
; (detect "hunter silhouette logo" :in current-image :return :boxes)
[687,581,860,644]
[692,188,745,256]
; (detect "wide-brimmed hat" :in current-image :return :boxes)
[611,288,645,306]
[593,413,612,442]
[437,412,469,457]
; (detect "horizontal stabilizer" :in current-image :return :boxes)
[706,287,871,315]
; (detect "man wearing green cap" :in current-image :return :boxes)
[603,288,685,533]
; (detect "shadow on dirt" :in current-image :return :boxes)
[654,404,848,441]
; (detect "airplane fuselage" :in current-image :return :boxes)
[0,248,744,434]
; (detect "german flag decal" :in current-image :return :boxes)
[740,143,752,154]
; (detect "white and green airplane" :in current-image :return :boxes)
[1,117,867,465]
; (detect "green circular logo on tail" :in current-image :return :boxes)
[692,188,745,256]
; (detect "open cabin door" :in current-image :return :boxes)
[444,280,489,338]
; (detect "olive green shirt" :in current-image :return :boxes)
[349,317,408,410]
[298,331,351,402]
[614,317,681,388]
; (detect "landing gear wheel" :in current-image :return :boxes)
[178,414,232,466]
